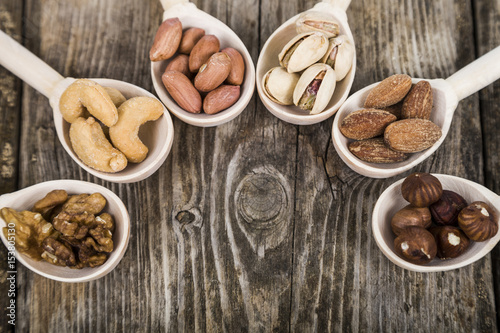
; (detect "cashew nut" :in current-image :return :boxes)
[69,117,127,172]
[59,79,118,127]
[103,87,126,107]
[109,97,164,163]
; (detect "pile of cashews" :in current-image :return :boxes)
[59,79,163,173]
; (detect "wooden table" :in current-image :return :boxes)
[1,0,499,331]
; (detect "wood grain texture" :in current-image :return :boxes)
[0,1,22,194]
[309,0,495,332]
[473,0,500,328]
[0,2,22,333]
[0,0,499,332]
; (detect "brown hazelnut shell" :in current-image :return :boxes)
[394,226,437,265]
[401,172,443,207]
[391,205,432,235]
[429,190,467,226]
[458,201,498,241]
[429,226,470,259]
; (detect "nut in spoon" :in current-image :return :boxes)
[256,0,355,125]
[0,179,131,282]
[332,46,500,178]
[372,174,500,272]
[150,0,255,127]
[0,30,175,183]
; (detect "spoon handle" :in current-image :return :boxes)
[160,0,189,11]
[445,46,500,101]
[0,30,64,99]
[321,0,352,11]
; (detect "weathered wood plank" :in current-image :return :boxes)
[0,1,23,332]
[14,0,165,332]
[160,0,294,330]
[0,3,22,193]
[4,0,499,331]
[305,0,497,332]
[473,0,500,329]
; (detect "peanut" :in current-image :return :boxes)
[150,17,182,61]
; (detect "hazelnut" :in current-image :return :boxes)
[458,201,498,241]
[394,227,437,265]
[429,190,467,226]
[391,205,432,235]
[429,226,470,259]
[401,172,443,207]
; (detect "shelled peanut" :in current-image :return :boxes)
[339,74,442,163]
[150,18,245,115]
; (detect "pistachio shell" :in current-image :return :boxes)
[262,67,300,105]
[278,32,329,73]
[321,35,355,81]
[295,11,340,38]
[293,63,336,114]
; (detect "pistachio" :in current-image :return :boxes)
[295,11,340,38]
[293,63,336,114]
[194,52,232,92]
[321,35,355,81]
[221,48,245,86]
[278,32,329,73]
[189,35,220,72]
[179,27,205,54]
[162,70,202,113]
[262,67,300,105]
[150,17,182,61]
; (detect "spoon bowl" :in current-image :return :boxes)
[151,1,255,127]
[332,46,500,178]
[372,174,500,272]
[0,180,130,282]
[256,0,355,125]
[333,78,456,178]
[50,78,174,183]
[0,30,174,183]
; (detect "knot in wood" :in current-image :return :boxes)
[174,208,202,231]
[235,173,287,229]
[176,210,195,224]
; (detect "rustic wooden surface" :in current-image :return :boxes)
[0,0,499,331]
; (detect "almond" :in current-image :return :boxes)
[348,137,409,163]
[364,74,412,108]
[194,52,232,92]
[203,85,240,114]
[189,35,220,72]
[165,54,191,79]
[384,119,442,153]
[402,80,433,119]
[162,70,202,113]
[339,109,397,140]
[150,18,182,61]
[221,47,245,85]
[179,27,205,54]
[382,101,403,119]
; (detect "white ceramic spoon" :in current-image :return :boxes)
[0,180,130,282]
[0,30,174,183]
[372,174,500,272]
[332,46,500,178]
[255,0,355,125]
[150,0,255,127]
